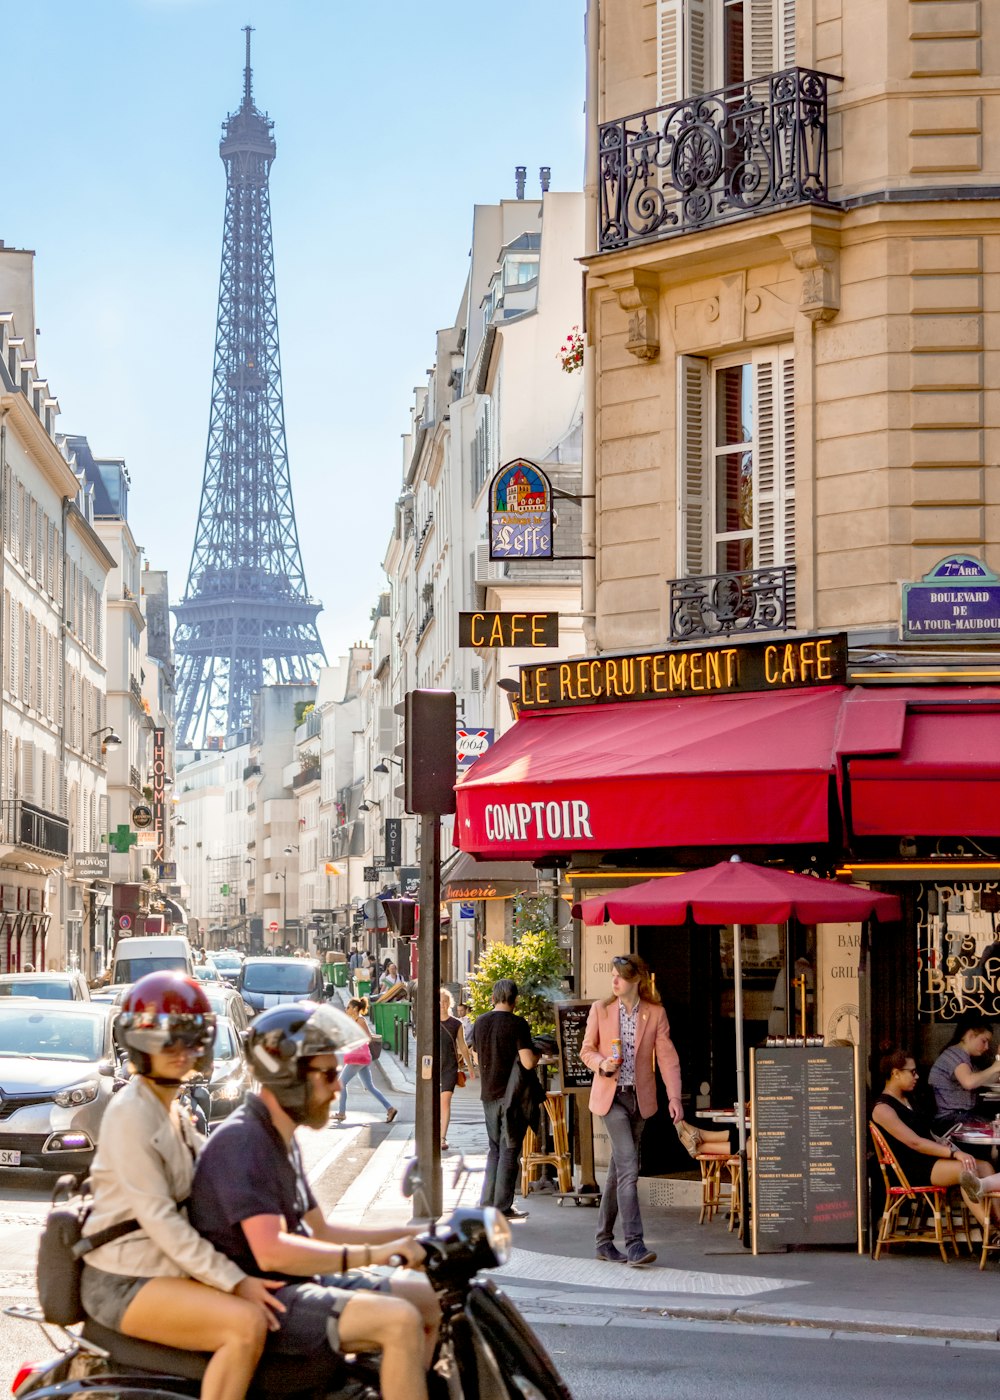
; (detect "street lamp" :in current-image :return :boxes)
[91,726,121,756]
[373,758,401,775]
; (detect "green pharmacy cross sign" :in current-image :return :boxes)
[104,825,138,854]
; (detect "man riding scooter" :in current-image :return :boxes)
[188,1002,440,1400]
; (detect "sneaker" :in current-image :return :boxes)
[332,1112,346,1123]
[961,1169,984,1203]
[627,1243,656,1267]
[386,1107,399,1123]
[595,1242,627,1263]
[503,1207,529,1221]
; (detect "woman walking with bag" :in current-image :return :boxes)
[439,989,474,1151]
[334,997,398,1123]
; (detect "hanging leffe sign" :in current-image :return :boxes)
[488,459,554,561]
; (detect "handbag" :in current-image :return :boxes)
[369,1036,383,1062]
[37,1175,140,1326]
[456,1070,467,1088]
[343,1041,372,1067]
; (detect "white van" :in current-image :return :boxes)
[111,934,194,987]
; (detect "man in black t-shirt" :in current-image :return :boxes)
[469,979,537,1220]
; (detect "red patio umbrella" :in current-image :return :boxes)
[573,859,900,1160]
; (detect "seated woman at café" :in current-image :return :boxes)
[872,1048,996,1228]
[927,1019,1000,1132]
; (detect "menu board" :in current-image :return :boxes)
[751,1045,859,1253]
[554,1001,593,1090]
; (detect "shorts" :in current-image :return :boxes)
[80,1265,151,1331]
[269,1270,393,1358]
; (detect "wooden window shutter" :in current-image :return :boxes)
[751,347,796,614]
[677,356,711,576]
[657,0,709,106]
[748,0,777,78]
[21,740,34,801]
[779,0,796,67]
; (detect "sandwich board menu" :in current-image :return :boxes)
[751,1044,860,1253]
[554,1000,593,1090]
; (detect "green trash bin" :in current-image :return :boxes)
[332,962,348,988]
[355,978,371,1001]
[372,998,410,1048]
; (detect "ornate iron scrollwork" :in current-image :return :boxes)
[668,565,793,641]
[599,68,837,253]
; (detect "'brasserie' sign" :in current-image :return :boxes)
[517,634,848,710]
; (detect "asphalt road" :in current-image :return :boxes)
[531,1318,1000,1400]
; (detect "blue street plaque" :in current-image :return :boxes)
[902,555,1000,640]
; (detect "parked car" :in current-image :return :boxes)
[201,983,253,1034]
[193,963,223,985]
[203,1017,252,1123]
[0,971,90,1001]
[0,1002,122,1172]
[236,957,324,1014]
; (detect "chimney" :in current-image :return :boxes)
[515,166,526,200]
[540,167,551,193]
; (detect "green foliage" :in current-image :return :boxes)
[467,896,566,1035]
[294,701,315,726]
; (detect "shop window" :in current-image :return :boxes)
[677,347,795,615]
[656,0,796,105]
[917,882,1000,1025]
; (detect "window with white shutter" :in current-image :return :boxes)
[677,347,795,617]
[660,1,795,100]
[21,607,30,704]
[21,740,34,801]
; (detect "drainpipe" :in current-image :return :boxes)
[0,407,7,803]
[581,0,600,655]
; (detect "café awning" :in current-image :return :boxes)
[456,686,847,860]
[841,687,1000,838]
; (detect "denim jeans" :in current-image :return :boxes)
[480,1098,522,1213]
[596,1087,647,1249]
[338,1062,392,1115]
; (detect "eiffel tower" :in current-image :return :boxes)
[173,28,325,748]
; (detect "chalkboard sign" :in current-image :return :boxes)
[554,1000,593,1090]
[751,1045,859,1253]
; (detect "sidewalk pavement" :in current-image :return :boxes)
[339,1014,1000,1346]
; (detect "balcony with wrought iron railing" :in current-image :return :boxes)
[292,763,321,792]
[129,675,143,704]
[416,603,435,644]
[598,69,837,253]
[129,765,143,792]
[1,800,69,860]
[667,565,794,641]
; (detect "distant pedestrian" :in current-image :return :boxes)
[333,999,398,1125]
[439,989,474,1152]
[468,979,536,1221]
[581,953,682,1267]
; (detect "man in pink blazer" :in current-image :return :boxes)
[581,953,682,1265]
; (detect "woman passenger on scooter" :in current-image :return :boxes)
[79,973,284,1400]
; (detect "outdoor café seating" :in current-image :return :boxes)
[870,1123,960,1262]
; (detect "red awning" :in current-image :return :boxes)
[456,686,846,859]
[843,687,1000,838]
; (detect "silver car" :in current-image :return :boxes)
[0,971,91,1001]
[0,1002,122,1172]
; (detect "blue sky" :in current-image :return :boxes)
[3,0,585,661]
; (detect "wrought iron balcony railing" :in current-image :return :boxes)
[292,763,321,792]
[668,565,794,641]
[598,68,837,252]
[1,800,69,859]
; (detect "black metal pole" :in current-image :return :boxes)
[412,812,441,1220]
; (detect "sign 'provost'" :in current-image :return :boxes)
[517,634,848,710]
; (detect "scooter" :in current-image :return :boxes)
[8,1189,572,1400]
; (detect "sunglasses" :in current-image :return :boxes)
[163,1029,212,1051]
[307,1067,339,1085]
[612,956,639,976]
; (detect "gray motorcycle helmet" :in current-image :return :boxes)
[245,1001,366,1122]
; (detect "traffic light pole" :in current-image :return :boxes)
[412,811,442,1220]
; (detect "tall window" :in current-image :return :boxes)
[678,347,796,610]
[657,0,796,105]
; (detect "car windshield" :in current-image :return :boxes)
[0,980,73,999]
[194,966,221,981]
[213,954,241,969]
[114,957,187,983]
[241,963,316,994]
[0,1009,104,1061]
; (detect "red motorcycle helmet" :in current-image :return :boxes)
[114,972,216,1076]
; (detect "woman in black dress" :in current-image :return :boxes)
[439,989,473,1151]
[872,1048,993,1227]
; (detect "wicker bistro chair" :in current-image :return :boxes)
[696,1151,742,1230]
[869,1123,960,1263]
